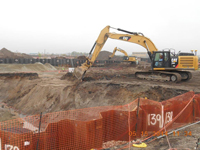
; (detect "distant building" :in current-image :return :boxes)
[132,52,148,58]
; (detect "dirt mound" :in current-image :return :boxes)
[44,63,57,70]
[82,77,95,81]
[0,48,16,58]
[0,73,38,80]
[14,52,32,59]
[60,72,77,81]
[96,51,123,61]
[0,48,32,59]
[0,63,57,72]
[77,55,86,60]
[102,62,137,68]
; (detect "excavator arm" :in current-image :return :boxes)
[107,32,158,56]
[109,47,128,59]
[74,25,158,79]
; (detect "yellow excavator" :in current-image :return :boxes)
[74,26,198,82]
[109,47,137,64]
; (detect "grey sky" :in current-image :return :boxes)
[0,0,200,55]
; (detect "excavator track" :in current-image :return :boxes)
[135,71,182,82]
[173,71,192,81]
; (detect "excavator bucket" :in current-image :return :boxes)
[73,66,86,80]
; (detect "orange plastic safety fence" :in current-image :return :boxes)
[0,92,199,150]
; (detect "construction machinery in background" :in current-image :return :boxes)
[109,47,137,64]
[74,26,198,82]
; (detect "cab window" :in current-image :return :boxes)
[155,53,163,61]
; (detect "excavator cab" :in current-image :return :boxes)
[123,56,129,60]
[152,51,171,68]
[152,50,198,71]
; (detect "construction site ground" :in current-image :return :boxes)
[0,62,200,149]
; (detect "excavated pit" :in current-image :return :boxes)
[1,65,200,122]
[0,52,199,149]
[0,76,189,121]
[0,67,199,149]
[60,82,189,110]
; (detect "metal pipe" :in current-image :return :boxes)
[116,28,138,35]
[195,50,197,56]
[110,26,117,30]
[89,42,97,55]
[110,26,144,36]
[138,32,144,36]
[144,40,150,52]
[144,40,153,69]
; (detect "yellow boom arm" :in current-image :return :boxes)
[109,47,128,59]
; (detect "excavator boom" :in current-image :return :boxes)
[109,47,128,59]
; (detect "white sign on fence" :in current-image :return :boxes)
[147,105,173,128]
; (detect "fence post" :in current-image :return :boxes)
[128,103,131,150]
[193,98,195,122]
[0,138,1,150]
[135,98,140,134]
[36,112,43,150]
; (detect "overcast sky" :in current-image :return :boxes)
[0,0,200,55]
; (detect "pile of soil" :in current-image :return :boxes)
[14,52,32,59]
[0,48,32,59]
[60,72,77,81]
[0,63,57,72]
[0,73,38,80]
[96,51,123,61]
[44,63,57,70]
[77,55,86,60]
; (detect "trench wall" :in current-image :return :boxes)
[0,92,199,150]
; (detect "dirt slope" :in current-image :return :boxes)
[0,63,56,72]
[96,51,123,61]
[0,48,32,58]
